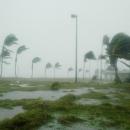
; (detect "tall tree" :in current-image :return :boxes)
[100,35,109,80]
[44,62,52,78]
[31,57,41,78]
[54,62,61,79]
[15,45,28,77]
[67,67,73,77]
[0,34,18,77]
[107,33,130,83]
[83,54,87,80]
[84,51,96,79]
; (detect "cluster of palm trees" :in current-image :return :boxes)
[1,33,130,82]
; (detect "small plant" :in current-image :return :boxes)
[50,82,60,90]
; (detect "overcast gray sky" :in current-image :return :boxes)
[0,0,130,78]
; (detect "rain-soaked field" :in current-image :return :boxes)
[0,78,130,130]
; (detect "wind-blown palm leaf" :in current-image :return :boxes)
[108,33,130,60]
[68,67,73,72]
[4,34,18,46]
[98,54,107,60]
[17,45,28,54]
[85,51,96,60]
[55,62,61,68]
[1,49,11,58]
[32,57,41,63]
[46,63,52,69]
[120,61,130,68]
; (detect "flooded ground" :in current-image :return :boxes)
[0,106,24,121]
[0,88,94,100]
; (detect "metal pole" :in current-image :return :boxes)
[75,16,78,83]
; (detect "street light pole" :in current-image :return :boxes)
[71,14,78,83]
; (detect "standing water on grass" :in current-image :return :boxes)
[0,88,94,100]
[0,106,24,121]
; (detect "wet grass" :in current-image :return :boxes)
[79,91,109,99]
[0,79,130,129]
[0,109,52,130]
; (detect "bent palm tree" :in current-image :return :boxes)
[84,51,96,79]
[0,34,18,77]
[45,62,52,78]
[100,35,109,80]
[31,57,41,78]
[54,62,61,79]
[107,33,130,83]
[15,45,28,77]
[83,54,87,80]
[67,67,73,77]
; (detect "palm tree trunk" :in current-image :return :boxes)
[89,60,91,79]
[114,64,121,83]
[31,63,34,78]
[53,67,55,79]
[44,67,47,78]
[0,57,3,78]
[15,54,18,78]
[83,61,86,80]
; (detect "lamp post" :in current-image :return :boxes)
[71,14,78,83]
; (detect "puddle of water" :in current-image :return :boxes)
[19,84,32,88]
[0,106,24,121]
[76,98,102,105]
[0,88,93,100]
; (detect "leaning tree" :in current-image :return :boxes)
[44,62,52,78]
[67,67,74,77]
[15,45,28,77]
[107,33,130,83]
[0,34,18,77]
[83,51,96,79]
[31,57,41,78]
[54,62,61,79]
[100,35,109,80]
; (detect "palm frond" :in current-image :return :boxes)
[55,62,61,68]
[17,45,28,54]
[32,57,41,63]
[46,63,52,69]
[68,67,73,72]
[4,34,18,46]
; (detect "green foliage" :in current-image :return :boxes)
[45,62,52,69]
[50,82,61,90]
[0,109,52,130]
[17,45,28,55]
[54,62,61,68]
[68,67,73,72]
[84,51,96,61]
[32,57,41,63]
[4,34,18,46]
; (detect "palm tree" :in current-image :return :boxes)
[107,33,130,83]
[83,54,87,80]
[67,67,73,77]
[54,62,61,79]
[84,51,96,79]
[100,35,109,80]
[0,34,18,77]
[15,45,28,77]
[44,62,52,78]
[78,68,82,78]
[31,57,41,78]
[98,54,107,80]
